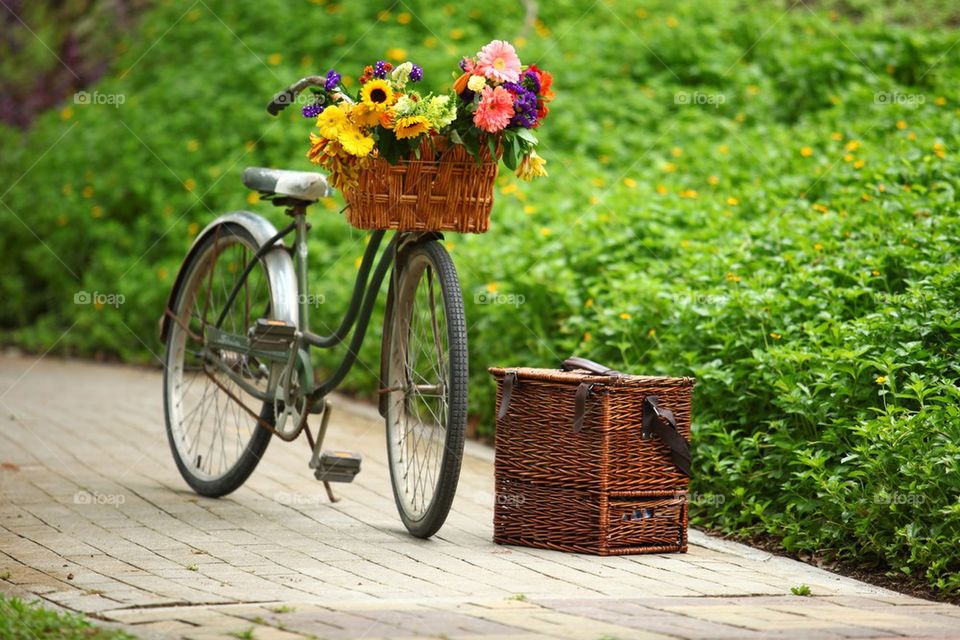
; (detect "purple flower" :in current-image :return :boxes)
[503,82,539,128]
[522,69,540,94]
[324,69,341,91]
[459,57,470,71]
[373,60,389,79]
[410,64,423,82]
[302,101,325,118]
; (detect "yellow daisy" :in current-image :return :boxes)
[338,125,375,157]
[394,115,431,139]
[360,79,395,112]
[316,105,348,139]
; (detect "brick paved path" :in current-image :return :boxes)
[0,355,957,639]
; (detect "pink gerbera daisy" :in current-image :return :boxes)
[473,86,515,133]
[476,40,521,83]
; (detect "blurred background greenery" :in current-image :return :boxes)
[1,0,958,596]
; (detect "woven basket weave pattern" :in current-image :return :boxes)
[490,366,694,555]
[344,141,497,233]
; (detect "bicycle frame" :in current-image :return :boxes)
[201,201,427,412]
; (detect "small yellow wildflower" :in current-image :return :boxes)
[183,178,196,191]
[397,12,411,24]
[844,154,854,163]
[718,144,729,155]
[872,270,880,276]
[708,175,720,186]
[591,177,605,187]
[585,298,594,308]
[60,107,73,120]
[679,189,697,199]
[934,96,947,106]
[188,222,199,235]
[726,272,741,283]
[846,140,861,151]
[907,131,917,141]
[769,332,782,340]
[540,227,551,236]
[875,376,887,384]
[831,132,843,141]
[727,197,739,206]
[157,266,169,281]
[666,16,679,27]
[486,282,498,294]
[186,139,199,152]
[246,192,259,204]
[620,312,632,320]
[82,186,93,198]
[523,205,537,215]
[671,147,683,158]
[583,331,592,342]
[662,162,677,173]
[896,120,907,130]
[449,28,464,40]
[647,328,657,337]
[814,242,824,251]
[680,239,691,249]
[800,146,813,157]
[267,53,282,66]
[445,241,455,252]
[623,177,637,189]
[386,48,407,62]
[853,159,865,169]
[861,193,872,202]
[812,203,828,213]
[656,184,668,195]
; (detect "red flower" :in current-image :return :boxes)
[527,64,555,103]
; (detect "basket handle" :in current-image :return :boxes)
[643,396,692,477]
[562,356,621,376]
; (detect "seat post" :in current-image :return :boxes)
[292,206,309,330]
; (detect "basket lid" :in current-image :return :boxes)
[488,366,695,388]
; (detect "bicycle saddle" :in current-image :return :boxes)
[242,167,331,202]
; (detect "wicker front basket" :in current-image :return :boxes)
[489,365,695,555]
[344,139,498,233]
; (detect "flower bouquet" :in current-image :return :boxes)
[302,40,553,233]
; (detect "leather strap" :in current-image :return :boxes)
[562,357,621,376]
[498,371,517,420]
[573,382,593,433]
[642,396,692,477]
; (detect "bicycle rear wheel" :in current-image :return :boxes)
[383,240,467,538]
[163,223,279,497]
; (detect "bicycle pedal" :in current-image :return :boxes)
[313,451,362,483]
[249,318,298,349]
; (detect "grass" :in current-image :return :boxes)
[1,0,958,595]
[0,595,136,639]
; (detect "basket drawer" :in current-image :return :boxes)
[494,479,687,555]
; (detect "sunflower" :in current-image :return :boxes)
[359,79,395,112]
[338,124,375,157]
[316,105,348,138]
[394,115,431,139]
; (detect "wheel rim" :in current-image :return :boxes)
[165,229,274,482]
[387,255,451,521]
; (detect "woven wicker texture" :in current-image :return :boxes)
[490,366,694,555]
[494,480,688,555]
[344,139,497,233]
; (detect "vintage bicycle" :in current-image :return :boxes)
[159,77,468,538]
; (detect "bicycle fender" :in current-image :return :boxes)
[159,211,298,342]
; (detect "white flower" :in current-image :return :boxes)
[391,62,413,88]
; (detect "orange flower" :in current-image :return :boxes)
[453,72,470,94]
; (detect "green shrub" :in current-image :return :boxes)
[1,0,958,594]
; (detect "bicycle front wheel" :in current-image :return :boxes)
[383,240,467,538]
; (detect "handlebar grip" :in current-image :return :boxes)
[267,89,297,115]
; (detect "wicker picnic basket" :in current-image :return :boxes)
[489,357,695,555]
[344,137,498,233]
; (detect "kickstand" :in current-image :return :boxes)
[306,399,339,503]
[323,481,339,503]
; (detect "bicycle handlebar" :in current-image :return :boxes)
[266,76,326,116]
